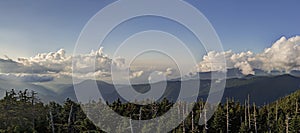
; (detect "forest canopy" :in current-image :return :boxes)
[0,89,299,133]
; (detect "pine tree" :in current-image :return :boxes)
[267,105,271,133]
[212,105,225,132]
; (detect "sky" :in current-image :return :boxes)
[0,0,299,58]
[0,0,300,83]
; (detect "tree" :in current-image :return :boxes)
[226,99,230,133]
[211,105,226,132]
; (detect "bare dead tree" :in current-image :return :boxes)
[226,99,230,133]
[178,102,181,120]
[267,105,271,133]
[203,107,208,133]
[275,101,278,121]
[191,109,194,132]
[248,95,251,130]
[285,114,290,133]
[244,100,248,129]
[185,103,189,116]
[139,107,142,129]
[129,115,134,133]
[296,100,298,115]
[31,91,37,130]
[253,103,257,133]
[49,110,55,133]
[68,104,74,132]
[182,102,186,133]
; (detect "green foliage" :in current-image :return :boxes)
[0,89,101,133]
[0,89,299,133]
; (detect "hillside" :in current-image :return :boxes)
[0,87,299,132]
[57,74,300,106]
[222,74,300,105]
[0,74,299,106]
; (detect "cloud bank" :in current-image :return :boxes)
[0,46,182,84]
[0,73,54,82]
[0,47,144,83]
[0,36,299,83]
[197,36,300,75]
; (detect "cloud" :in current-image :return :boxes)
[1,35,300,83]
[0,49,70,74]
[0,73,54,82]
[164,68,175,76]
[0,47,140,82]
[130,71,144,79]
[234,61,254,75]
[196,36,300,75]
[196,50,255,74]
[148,68,175,82]
[0,58,21,73]
[257,36,300,72]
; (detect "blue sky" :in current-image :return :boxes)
[0,0,299,59]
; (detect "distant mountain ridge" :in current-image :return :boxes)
[56,74,300,106]
[193,68,300,80]
[0,72,299,106]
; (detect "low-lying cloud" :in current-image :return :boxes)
[0,73,54,82]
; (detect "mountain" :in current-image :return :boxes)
[189,68,297,80]
[221,74,300,105]
[0,78,58,103]
[291,70,300,77]
[0,73,299,105]
[186,68,244,80]
[56,74,300,105]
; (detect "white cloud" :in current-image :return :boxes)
[130,71,144,79]
[0,73,54,82]
[1,35,300,83]
[165,68,174,76]
[147,68,175,82]
[197,51,232,72]
[234,61,254,75]
[0,47,136,82]
[196,36,300,75]
[257,36,300,72]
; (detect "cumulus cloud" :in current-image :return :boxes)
[1,35,300,83]
[196,50,255,74]
[130,71,144,79]
[0,49,70,74]
[196,36,300,75]
[0,47,135,82]
[257,36,300,72]
[164,68,175,76]
[148,68,175,82]
[2,48,117,77]
[234,61,254,75]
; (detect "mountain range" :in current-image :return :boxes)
[0,69,300,106]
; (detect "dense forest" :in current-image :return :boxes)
[0,89,299,133]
